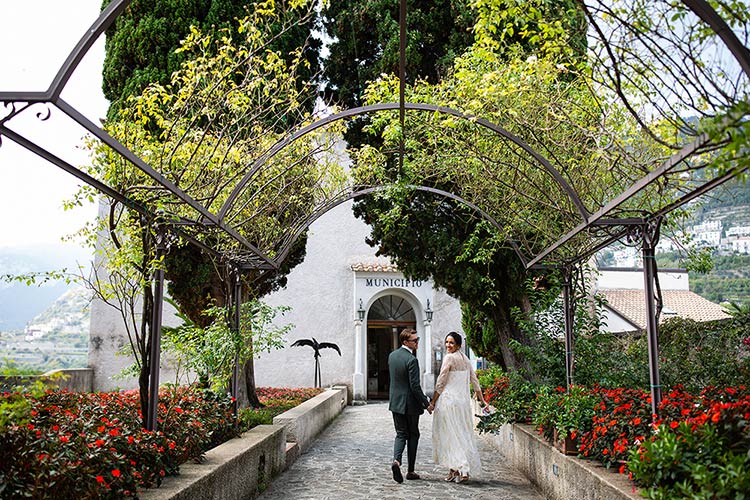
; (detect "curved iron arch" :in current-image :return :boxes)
[262,183,530,269]
[217,102,591,223]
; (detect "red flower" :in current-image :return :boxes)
[96,476,105,484]
[111,470,121,478]
[669,421,679,429]
[60,436,69,443]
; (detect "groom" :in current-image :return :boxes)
[388,328,433,483]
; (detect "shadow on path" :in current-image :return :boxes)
[258,401,545,500]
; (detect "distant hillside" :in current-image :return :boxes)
[691,175,750,226]
[0,281,70,331]
[28,286,91,337]
[0,244,92,332]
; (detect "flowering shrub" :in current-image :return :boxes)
[577,387,653,468]
[255,387,323,409]
[627,386,750,499]
[238,387,323,429]
[476,371,537,434]
[0,385,238,499]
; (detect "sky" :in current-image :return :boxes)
[0,0,108,249]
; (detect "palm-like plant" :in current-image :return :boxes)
[291,338,341,388]
[723,301,750,317]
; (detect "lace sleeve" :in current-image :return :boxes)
[434,352,457,394]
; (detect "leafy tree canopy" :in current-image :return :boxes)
[84,2,347,413]
[348,1,687,369]
[320,0,587,109]
[102,0,321,121]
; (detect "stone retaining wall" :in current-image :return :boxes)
[481,423,641,500]
[0,368,93,392]
[138,386,347,500]
[272,385,348,453]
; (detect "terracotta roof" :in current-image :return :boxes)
[350,257,399,272]
[599,289,731,330]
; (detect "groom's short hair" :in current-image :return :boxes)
[399,328,416,345]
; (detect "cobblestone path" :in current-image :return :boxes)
[258,401,545,500]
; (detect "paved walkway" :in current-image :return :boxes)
[258,401,545,500]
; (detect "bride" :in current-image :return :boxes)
[430,331,487,483]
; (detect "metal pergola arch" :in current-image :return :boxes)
[0,0,748,426]
[218,102,591,225]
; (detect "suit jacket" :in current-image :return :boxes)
[388,346,430,415]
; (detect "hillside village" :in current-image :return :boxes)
[603,217,750,267]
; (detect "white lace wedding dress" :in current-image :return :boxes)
[432,351,482,478]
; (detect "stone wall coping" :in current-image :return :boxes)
[482,421,642,500]
[137,386,347,500]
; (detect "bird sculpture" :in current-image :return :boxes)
[290,337,342,388]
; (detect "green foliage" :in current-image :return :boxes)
[657,251,750,305]
[162,299,292,392]
[626,316,750,393]
[102,0,321,121]
[550,385,598,440]
[85,0,347,416]
[321,0,475,109]
[506,277,644,388]
[531,385,598,443]
[0,378,54,430]
[629,422,750,500]
[237,386,323,431]
[0,386,239,498]
[321,0,587,109]
[347,0,665,370]
[529,385,558,441]
[0,359,44,377]
[476,369,537,433]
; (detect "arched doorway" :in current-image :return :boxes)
[366,295,416,399]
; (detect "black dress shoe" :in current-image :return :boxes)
[391,461,403,483]
[405,472,421,480]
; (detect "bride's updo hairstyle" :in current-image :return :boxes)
[446,331,462,347]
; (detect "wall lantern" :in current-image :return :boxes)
[357,298,365,321]
[425,299,433,322]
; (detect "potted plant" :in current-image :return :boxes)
[551,386,598,455]
[531,386,561,443]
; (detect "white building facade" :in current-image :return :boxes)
[244,200,463,401]
[88,200,463,401]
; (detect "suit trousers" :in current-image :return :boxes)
[392,412,420,472]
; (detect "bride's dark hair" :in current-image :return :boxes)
[446,331,462,347]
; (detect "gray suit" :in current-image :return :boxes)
[388,346,430,473]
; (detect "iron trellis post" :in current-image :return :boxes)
[640,220,663,417]
[146,224,167,432]
[231,266,242,417]
[562,266,575,389]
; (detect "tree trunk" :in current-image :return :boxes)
[138,280,154,428]
[242,354,262,408]
[489,295,536,378]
